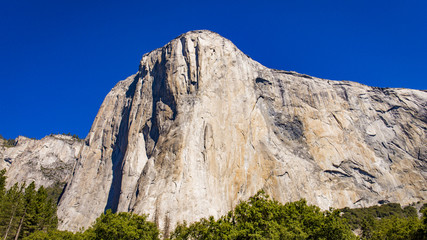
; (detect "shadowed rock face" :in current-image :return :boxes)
[56,30,427,233]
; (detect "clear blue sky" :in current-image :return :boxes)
[1,0,426,140]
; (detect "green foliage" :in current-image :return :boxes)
[2,168,158,240]
[170,190,356,240]
[2,175,426,240]
[84,210,160,240]
[0,173,58,239]
[0,169,6,198]
[171,191,427,240]
[0,182,25,239]
[26,210,161,240]
[0,134,16,147]
[56,133,82,141]
[341,202,419,230]
[417,207,427,239]
[341,202,427,239]
[1,138,16,148]
[368,215,423,240]
[23,229,83,240]
[25,210,160,240]
[45,181,66,204]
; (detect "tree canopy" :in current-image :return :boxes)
[170,190,357,240]
[2,168,427,240]
[0,170,57,240]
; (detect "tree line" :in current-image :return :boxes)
[1,168,426,239]
[0,135,16,148]
[169,191,427,240]
[0,169,57,240]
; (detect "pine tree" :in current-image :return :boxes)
[36,186,58,231]
[0,171,59,240]
[0,169,6,198]
[84,210,160,240]
[1,183,25,240]
[13,182,36,239]
[20,185,58,238]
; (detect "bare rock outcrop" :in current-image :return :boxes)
[0,135,82,188]
[57,30,427,233]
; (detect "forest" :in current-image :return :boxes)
[1,169,426,239]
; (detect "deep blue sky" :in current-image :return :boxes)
[1,0,426,140]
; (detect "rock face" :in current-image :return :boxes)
[0,135,82,188]
[57,30,427,233]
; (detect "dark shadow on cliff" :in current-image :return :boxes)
[104,75,138,213]
[144,51,177,158]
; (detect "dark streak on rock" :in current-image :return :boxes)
[352,167,376,179]
[324,170,351,177]
[255,77,272,85]
[353,198,365,204]
[386,106,401,112]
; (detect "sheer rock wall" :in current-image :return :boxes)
[11,30,424,233]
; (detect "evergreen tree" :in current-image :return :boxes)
[2,171,426,240]
[83,210,160,240]
[412,207,427,240]
[0,169,6,218]
[35,186,58,231]
[13,182,36,240]
[0,171,59,240]
[0,169,6,198]
[170,190,357,240]
[1,182,25,240]
[369,215,422,240]
[23,229,83,240]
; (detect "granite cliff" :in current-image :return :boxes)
[2,30,425,234]
[0,135,82,189]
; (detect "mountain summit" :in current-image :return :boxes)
[24,30,426,233]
